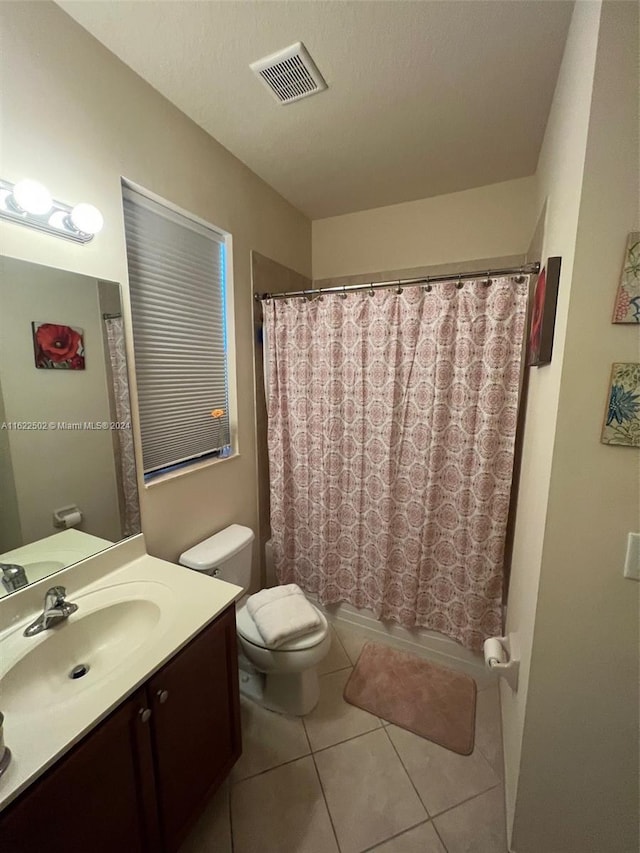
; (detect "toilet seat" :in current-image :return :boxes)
[236,600,329,652]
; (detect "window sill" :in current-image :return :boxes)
[142,450,240,490]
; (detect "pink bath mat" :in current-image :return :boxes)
[344,642,477,755]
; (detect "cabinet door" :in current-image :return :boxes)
[0,689,160,853]
[148,605,241,852]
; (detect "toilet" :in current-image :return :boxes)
[179,524,331,715]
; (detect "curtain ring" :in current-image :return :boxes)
[422,279,432,293]
[395,280,403,295]
[369,282,375,296]
[456,275,464,290]
[341,285,348,299]
[483,271,492,287]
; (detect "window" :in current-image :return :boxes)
[122,183,231,481]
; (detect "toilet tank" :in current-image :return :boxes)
[179,524,254,592]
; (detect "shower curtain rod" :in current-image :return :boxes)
[254,261,540,302]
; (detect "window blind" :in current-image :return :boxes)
[122,185,230,477]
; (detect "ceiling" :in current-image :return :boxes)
[57,1,573,219]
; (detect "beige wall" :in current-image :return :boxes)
[508,2,640,851]
[0,382,22,553]
[500,2,603,843]
[0,257,122,545]
[312,176,538,280]
[0,2,311,579]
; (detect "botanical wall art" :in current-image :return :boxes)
[612,232,640,323]
[528,255,562,367]
[32,322,85,370]
[602,362,640,447]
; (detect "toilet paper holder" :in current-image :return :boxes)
[483,634,519,691]
[53,505,83,529]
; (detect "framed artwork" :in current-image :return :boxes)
[612,232,640,323]
[602,363,640,447]
[528,256,562,367]
[32,322,85,370]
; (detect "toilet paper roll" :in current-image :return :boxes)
[484,637,507,668]
[61,510,82,529]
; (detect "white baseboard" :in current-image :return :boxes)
[309,596,497,689]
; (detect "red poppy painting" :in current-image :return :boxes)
[32,322,85,370]
[527,256,561,367]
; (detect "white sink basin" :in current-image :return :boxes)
[21,560,65,584]
[0,581,173,716]
[0,529,115,598]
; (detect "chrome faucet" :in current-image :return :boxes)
[1,563,28,593]
[23,586,78,637]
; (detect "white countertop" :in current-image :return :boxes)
[0,535,241,812]
[0,529,115,598]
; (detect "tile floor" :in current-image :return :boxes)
[180,624,508,853]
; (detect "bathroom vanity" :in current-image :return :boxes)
[0,535,243,853]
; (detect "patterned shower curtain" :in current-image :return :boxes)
[264,277,528,651]
[105,317,141,538]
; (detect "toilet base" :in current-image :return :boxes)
[238,655,320,716]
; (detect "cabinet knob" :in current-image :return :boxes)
[157,689,169,704]
[139,708,152,723]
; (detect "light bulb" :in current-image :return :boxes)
[70,203,104,235]
[12,179,52,215]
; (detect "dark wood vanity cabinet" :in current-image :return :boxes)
[0,604,241,853]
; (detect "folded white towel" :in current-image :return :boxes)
[246,584,321,649]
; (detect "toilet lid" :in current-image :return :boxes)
[236,600,329,651]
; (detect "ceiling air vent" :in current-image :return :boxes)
[250,42,327,105]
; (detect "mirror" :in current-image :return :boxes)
[0,256,141,597]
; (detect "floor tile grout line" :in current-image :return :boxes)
[308,719,384,756]
[310,750,344,853]
[231,747,313,785]
[474,738,503,776]
[473,686,505,778]
[379,729,480,853]
[232,718,384,786]
[319,665,353,681]
[381,725,432,820]
[301,709,314,753]
[225,680,502,851]
[232,751,502,836]
[359,817,436,853]
[430,780,503,821]
[230,746,343,853]
[378,730,451,852]
[331,624,350,658]
[430,822,449,853]
[318,663,353,677]
[331,627,365,666]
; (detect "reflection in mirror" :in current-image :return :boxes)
[0,256,141,597]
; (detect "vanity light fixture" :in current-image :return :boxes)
[0,178,104,243]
